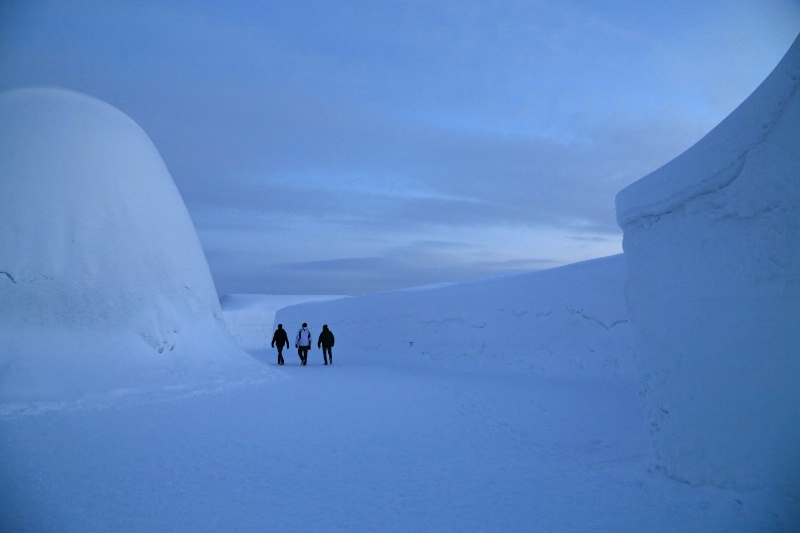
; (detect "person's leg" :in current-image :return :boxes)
[277,347,284,365]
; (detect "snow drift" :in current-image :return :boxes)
[0,88,265,405]
[616,35,800,493]
[274,255,634,380]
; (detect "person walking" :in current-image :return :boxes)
[271,324,289,365]
[317,324,335,365]
[296,323,312,366]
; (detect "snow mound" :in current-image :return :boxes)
[0,88,267,405]
[616,35,800,493]
[274,255,634,379]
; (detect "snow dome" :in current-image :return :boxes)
[617,35,800,493]
[0,88,262,403]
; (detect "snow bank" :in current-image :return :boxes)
[274,255,634,379]
[616,35,800,493]
[0,88,266,405]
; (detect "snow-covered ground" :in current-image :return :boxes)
[5,258,797,531]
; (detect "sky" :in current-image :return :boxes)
[1,0,799,295]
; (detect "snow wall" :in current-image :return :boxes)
[0,88,264,405]
[221,294,345,350]
[616,35,800,493]
[274,255,634,380]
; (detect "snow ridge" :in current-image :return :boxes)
[616,34,800,228]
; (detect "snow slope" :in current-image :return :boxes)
[0,88,267,405]
[274,254,634,379]
[617,34,800,493]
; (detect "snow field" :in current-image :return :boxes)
[4,356,793,532]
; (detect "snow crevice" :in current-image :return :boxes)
[1,271,16,283]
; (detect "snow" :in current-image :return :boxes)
[616,34,800,494]
[0,88,268,405]
[2,34,800,530]
[5,257,797,531]
[272,255,634,380]
[220,294,345,351]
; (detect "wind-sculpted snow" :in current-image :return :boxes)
[0,88,267,405]
[274,255,634,380]
[617,35,800,494]
[616,35,800,228]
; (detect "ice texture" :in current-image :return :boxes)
[616,35,800,493]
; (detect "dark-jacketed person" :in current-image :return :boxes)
[317,324,335,365]
[271,324,289,365]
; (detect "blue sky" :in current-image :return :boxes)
[2,0,799,295]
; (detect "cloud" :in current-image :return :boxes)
[207,250,560,296]
[2,0,798,293]
[181,101,709,238]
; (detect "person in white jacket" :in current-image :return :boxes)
[295,323,312,366]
